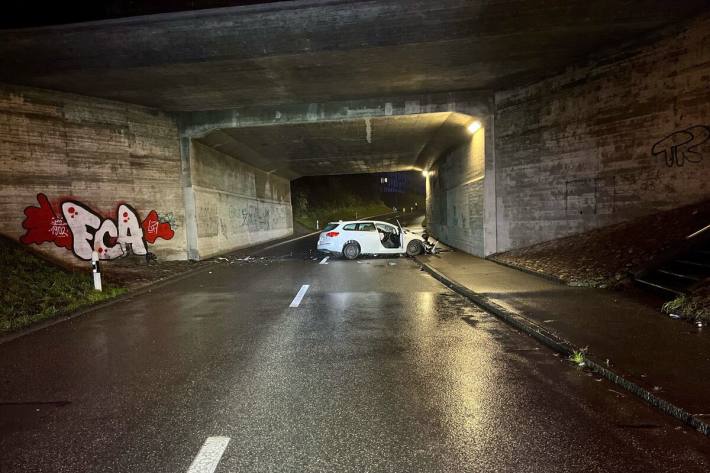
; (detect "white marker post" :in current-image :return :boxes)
[91,251,102,292]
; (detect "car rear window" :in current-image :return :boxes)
[357,223,376,231]
[322,223,339,231]
[343,223,357,230]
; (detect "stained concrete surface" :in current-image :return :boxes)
[1,228,710,471]
[492,11,710,252]
[196,113,467,178]
[427,129,486,256]
[190,140,293,258]
[0,84,188,266]
[0,0,707,110]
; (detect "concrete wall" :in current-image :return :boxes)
[426,130,486,256]
[190,141,293,258]
[0,83,187,265]
[493,13,710,252]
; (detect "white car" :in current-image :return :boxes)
[317,220,426,259]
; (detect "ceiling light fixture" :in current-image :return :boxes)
[467,120,482,134]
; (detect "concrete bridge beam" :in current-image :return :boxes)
[176,90,492,139]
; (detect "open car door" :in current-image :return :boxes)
[396,219,404,250]
[375,221,402,253]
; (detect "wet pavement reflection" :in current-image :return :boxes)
[0,234,709,472]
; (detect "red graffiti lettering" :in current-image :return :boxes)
[20,193,73,250]
[141,210,175,244]
[20,194,175,261]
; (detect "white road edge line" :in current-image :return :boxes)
[187,436,230,473]
[258,231,321,252]
[290,284,310,308]
[319,256,329,265]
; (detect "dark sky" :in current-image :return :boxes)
[1,1,291,28]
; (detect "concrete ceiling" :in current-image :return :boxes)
[0,0,707,111]
[1,1,285,28]
[196,112,473,178]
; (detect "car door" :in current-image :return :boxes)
[354,222,381,253]
[375,222,402,253]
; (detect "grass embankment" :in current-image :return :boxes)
[0,236,125,334]
[491,200,710,288]
[295,202,393,230]
[489,200,710,322]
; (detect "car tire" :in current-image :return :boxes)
[406,240,423,256]
[342,242,360,260]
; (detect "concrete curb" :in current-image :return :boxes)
[416,257,710,436]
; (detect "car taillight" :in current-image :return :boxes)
[326,231,340,237]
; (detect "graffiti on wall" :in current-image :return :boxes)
[217,200,291,238]
[652,125,709,167]
[241,204,276,231]
[20,193,175,260]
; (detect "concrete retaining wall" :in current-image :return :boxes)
[0,83,187,266]
[191,141,293,258]
[426,130,486,256]
[493,13,710,251]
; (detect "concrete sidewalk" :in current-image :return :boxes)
[418,248,710,434]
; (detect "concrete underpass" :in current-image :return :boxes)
[1,1,709,471]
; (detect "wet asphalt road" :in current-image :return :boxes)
[1,220,710,472]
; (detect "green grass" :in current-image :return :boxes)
[662,293,710,322]
[569,350,586,366]
[295,202,393,230]
[662,295,690,315]
[0,236,126,334]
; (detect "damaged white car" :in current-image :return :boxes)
[317,220,436,260]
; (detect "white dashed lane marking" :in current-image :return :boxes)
[319,256,329,265]
[289,285,310,308]
[187,436,230,473]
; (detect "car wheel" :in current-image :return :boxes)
[343,242,360,260]
[406,240,423,256]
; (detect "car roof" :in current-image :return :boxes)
[329,220,394,225]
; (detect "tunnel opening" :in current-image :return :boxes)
[190,111,485,258]
[291,170,426,232]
